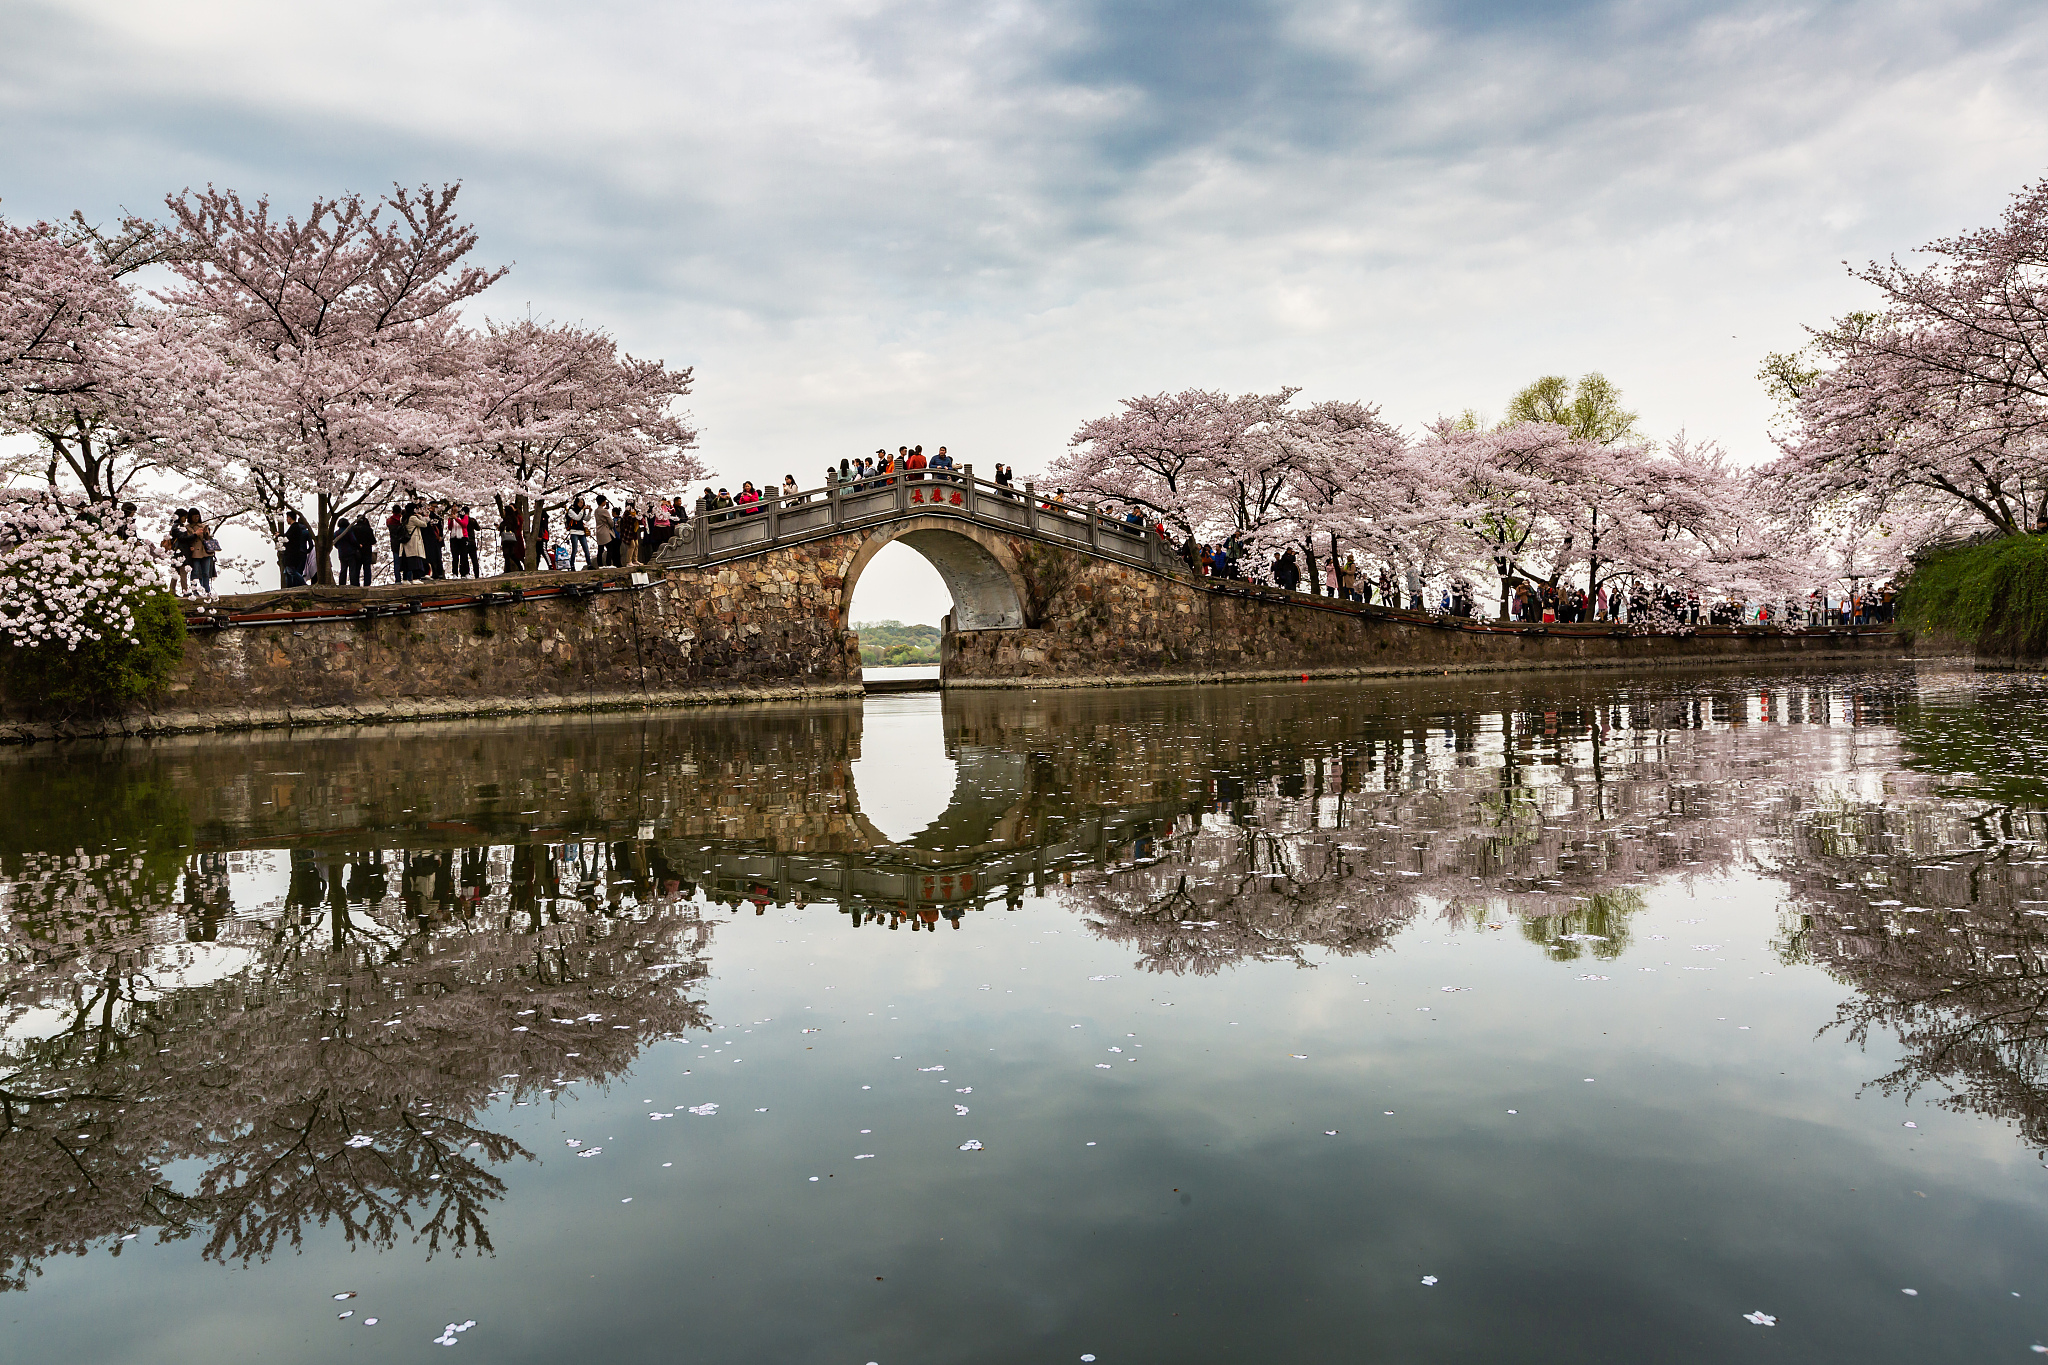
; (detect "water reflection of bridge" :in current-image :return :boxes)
[123,664,1926,939]
[661,796,1187,918]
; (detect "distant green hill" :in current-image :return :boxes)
[853,619,940,666]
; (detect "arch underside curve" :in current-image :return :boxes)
[848,521,1026,631]
[897,529,1025,630]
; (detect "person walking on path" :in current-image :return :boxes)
[162,512,193,595]
[448,505,477,578]
[187,511,218,595]
[594,497,616,567]
[281,509,314,587]
[424,500,447,579]
[340,514,377,586]
[401,503,431,583]
[620,501,642,566]
[335,513,363,586]
[565,498,593,569]
[498,505,525,575]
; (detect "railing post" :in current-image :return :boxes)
[963,464,975,518]
[1086,503,1100,550]
[897,473,909,515]
[693,510,708,562]
[1025,482,1038,533]
[830,477,843,527]
[765,491,780,544]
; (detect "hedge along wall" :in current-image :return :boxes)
[1898,535,2048,663]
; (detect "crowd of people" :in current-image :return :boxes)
[252,493,696,590]
[1170,537,1897,627]
[186,451,1040,592]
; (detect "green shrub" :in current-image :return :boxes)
[0,585,186,718]
[1897,534,2048,656]
[853,619,941,665]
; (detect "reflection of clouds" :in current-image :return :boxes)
[850,698,959,843]
[0,1005,71,1048]
[132,934,260,996]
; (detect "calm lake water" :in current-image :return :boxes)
[5,666,2048,1363]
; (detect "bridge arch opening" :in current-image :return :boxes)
[841,522,1028,635]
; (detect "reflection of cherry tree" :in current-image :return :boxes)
[0,844,713,1291]
[1762,705,2048,1154]
[1810,904,2048,1152]
[1071,817,1423,975]
[1059,684,1838,975]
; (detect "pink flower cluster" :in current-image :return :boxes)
[0,496,164,652]
[1050,388,1816,615]
[1769,171,2048,542]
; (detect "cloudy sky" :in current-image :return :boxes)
[5,0,2045,620]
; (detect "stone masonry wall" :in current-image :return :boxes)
[944,539,1906,683]
[0,560,866,738]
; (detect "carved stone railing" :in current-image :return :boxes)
[654,465,1179,575]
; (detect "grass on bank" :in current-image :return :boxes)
[1898,534,2048,657]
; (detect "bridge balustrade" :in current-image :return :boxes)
[655,465,1175,574]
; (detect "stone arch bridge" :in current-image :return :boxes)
[644,466,1899,690]
[96,468,1904,738]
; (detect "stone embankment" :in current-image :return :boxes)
[944,548,1906,685]
[0,524,1908,741]
[1,564,862,740]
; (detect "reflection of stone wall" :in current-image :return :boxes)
[5,704,868,854]
[947,549,1904,684]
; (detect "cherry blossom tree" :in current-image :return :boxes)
[1769,171,2048,540]
[443,319,702,569]
[0,494,164,651]
[1420,419,1589,616]
[0,212,183,508]
[0,493,183,716]
[1049,388,1297,545]
[0,217,123,403]
[156,183,506,583]
[1265,399,1407,592]
[1056,372,1807,617]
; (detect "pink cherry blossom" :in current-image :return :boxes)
[0,494,165,652]
[1769,171,2048,540]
